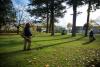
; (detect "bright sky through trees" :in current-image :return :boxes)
[57,5,100,27]
[12,0,100,28]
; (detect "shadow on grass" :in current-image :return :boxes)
[0,50,27,67]
[85,58,100,67]
[36,34,64,37]
[82,40,95,45]
[0,36,85,62]
[33,36,71,42]
[0,50,23,56]
[0,40,22,47]
[0,33,17,35]
[0,36,84,56]
[32,36,85,50]
[0,36,84,67]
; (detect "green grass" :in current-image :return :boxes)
[0,33,100,67]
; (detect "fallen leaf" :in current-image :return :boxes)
[45,64,49,67]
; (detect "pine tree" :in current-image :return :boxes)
[84,0,100,37]
[28,0,66,35]
[66,0,84,37]
[0,0,16,30]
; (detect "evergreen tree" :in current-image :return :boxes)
[28,0,66,35]
[0,0,16,30]
[66,0,84,37]
[84,0,100,36]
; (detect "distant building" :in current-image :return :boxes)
[76,26,100,34]
[32,23,46,32]
[76,26,83,33]
[55,26,67,33]
[89,21,100,34]
[93,26,100,34]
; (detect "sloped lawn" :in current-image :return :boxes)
[0,33,100,67]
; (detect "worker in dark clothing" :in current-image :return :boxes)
[89,29,96,42]
[22,23,32,50]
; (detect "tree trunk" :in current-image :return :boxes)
[17,23,20,34]
[46,3,49,33]
[50,0,54,36]
[49,20,52,33]
[72,3,77,37]
[46,13,49,33]
[0,24,1,31]
[85,1,91,37]
[17,25,19,34]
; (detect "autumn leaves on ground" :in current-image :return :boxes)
[0,33,100,67]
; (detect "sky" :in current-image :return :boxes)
[56,5,100,28]
[12,0,100,28]
[12,0,31,22]
[12,0,29,6]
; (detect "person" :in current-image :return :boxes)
[89,29,96,42]
[61,30,65,35]
[22,23,32,50]
[17,25,19,34]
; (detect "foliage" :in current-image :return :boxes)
[84,0,100,36]
[67,0,84,6]
[67,22,72,33]
[0,0,16,26]
[84,0,100,10]
[66,0,85,36]
[27,0,66,35]
[28,0,66,18]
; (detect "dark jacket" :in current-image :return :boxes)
[24,28,32,36]
[89,30,94,37]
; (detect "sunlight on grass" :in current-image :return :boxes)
[0,33,100,67]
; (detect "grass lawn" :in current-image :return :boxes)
[0,33,100,67]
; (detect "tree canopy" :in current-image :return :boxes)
[0,0,16,26]
[28,0,66,35]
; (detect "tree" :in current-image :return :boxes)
[14,5,30,34]
[67,22,72,33]
[89,20,95,29]
[28,0,50,33]
[96,0,100,9]
[83,19,100,33]
[89,19,100,29]
[0,0,16,32]
[84,0,100,36]
[84,0,91,37]
[83,20,94,32]
[28,0,66,36]
[66,0,84,37]
[86,1,91,36]
[15,6,24,34]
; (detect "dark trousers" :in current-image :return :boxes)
[24,36,31,50]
